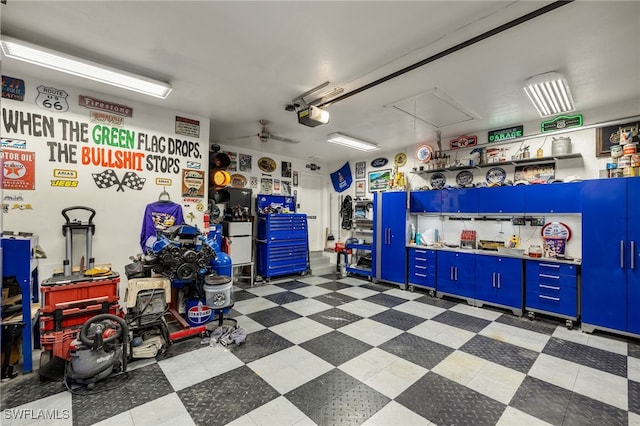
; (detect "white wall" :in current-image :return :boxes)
[1,74,209,295]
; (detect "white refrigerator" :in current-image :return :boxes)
[222,221,253,265]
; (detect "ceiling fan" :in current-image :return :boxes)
[226,119,299,144]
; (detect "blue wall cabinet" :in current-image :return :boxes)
[409,191,441,214]
[436,251,475,303]
[524,183,582,213]
[441,188,478,214]
[478,186,525,213]
[525,260,578,327]
[581,178,639,337]
[474,255,523,316]
[374,191,407,288]
[407,247,436,292]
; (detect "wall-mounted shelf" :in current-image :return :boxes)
[410,153,582,175]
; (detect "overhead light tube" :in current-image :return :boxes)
[327,133,380,152]
[0,35,172,99]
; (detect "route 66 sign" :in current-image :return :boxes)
[35,85,69,112]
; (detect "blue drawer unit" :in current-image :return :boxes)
[525,260,579,327]
[477,186,525,213]
[256,213,309,281]
[475,255,523,316]
[441,188,478,213]
[409,191,441,214]
[524,182,582,213]
[407,247,436,291]
[436,251,475,303]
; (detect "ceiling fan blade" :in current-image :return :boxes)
[222,134,258,141]
[269,134,300,144]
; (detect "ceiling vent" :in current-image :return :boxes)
[385,87,478,128]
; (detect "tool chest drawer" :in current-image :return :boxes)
[525,260,579,319]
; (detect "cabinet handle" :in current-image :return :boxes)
[415,250,427,254]
[539,274,559,279]
[540,263,559,268]
[455,267,459,281]
[415,273,427,277]
[540,284,560,290]
[492,272,496,287]
[621,240,625,268]
[498,273,501,289]
[450,267,454,281]
[632,241,636,270]
[416,265,427,270]
[539,295,560,301]
[416,257,427,261]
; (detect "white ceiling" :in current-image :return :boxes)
[2,1,639,163]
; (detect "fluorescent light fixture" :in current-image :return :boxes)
[327,133,380,152]
[0,35,172,99]
[523,72,574,117]
[298,105,330,127]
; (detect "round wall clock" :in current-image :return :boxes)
[415,144,434,163]
[542,221,572,240]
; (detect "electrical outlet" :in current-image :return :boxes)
[530,217,545,226]
[511,217,526,226]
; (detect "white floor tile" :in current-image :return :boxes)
[340,348,400,381]
[466,360,526,404]
[234,315,267,334]
[283,297,332,316]
[527,353,579,391]
[92,412,135,426]
[337,286,379,300]
[248,346,332,394]
[290,285,332,298]
[361,401,433,426]
[552,326,589,345]
[629,355,640,382]
[246,285,287,297]
[479,321,551,352]
[337,277,370,286]
[382,288,424,300]
[297,276,333,285]
[226,414,258,426]
[363,358,428,399]
[269,317,332,344]
[573,365,628,410]
[339,299,389,318]
[392,300,446,319]
[338,318,403,346]
[431,350,486,386]
[450,303,503,321]
[233,297,278,315]
[630,411,640,426]
[496,406,553,426]
[246,396,309,426]
[3,392,74,426]
[586,333,629,356]
[129,393,195,426]
[407,320,475,349]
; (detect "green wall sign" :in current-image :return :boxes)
[541,114,583,133]
[488,125,523,142]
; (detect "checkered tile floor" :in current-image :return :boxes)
[2,273,640,426]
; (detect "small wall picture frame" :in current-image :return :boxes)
[368,169,391,192]
[292,171,299,186]
[355,161,366,179]
[355,180,366,197]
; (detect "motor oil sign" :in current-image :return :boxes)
[187,301,212,325]
[2,149,36,190]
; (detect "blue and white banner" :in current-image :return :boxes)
[330,162,352,192]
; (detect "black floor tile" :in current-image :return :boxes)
[414,294,457,309]
[263,290,307,305]
[308,307,364,329]
[274,280,311,291]
[378,332,454,370]
[460,334,539,374]
[308,382,390,426]
[156,337,205,360]
[431,310,491,333]
[318,281,352,291]
[542,337,628,377]
[369,309,426,331]
[396,372,506,426]
[629,341,640,359]
[564,390,629,425]
[0,373,66,410]
[630,380,640,415]
[495,313,558,335]
[363,293,408,308]
[178,365,279,426]
[233,289,258,302]
[314,292,358,306]
[300,331,372,366]
[360,282,394,292]
[285,368,362,415]
[71,363,173,426]
[510,376,572,425]
[246,305,302,327]
[230,329,295,363]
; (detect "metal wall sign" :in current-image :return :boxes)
[488,125,523,142]
[541,114,583,133]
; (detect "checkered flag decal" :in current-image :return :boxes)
[121,172,146,191]
[92,170,146,192]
